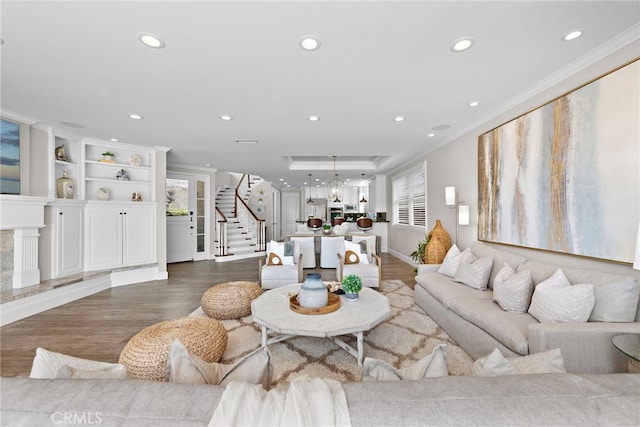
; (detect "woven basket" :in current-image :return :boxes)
[119,316,227,381]
[425,220,452,264]
[202,281,262,320]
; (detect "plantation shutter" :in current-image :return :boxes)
[393,162,426,228]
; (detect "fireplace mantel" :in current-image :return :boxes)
[0,195,52,288]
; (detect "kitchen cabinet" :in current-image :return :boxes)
[84,203,156,271]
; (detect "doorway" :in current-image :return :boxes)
[166,173,210,263]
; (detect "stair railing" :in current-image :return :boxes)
[214,207,229,257]
[234,174,266,252]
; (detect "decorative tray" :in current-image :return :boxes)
[289,292,341,315]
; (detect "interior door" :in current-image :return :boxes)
[282,190,301,237]
[166,174,197,263]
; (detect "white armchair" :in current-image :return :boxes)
[337,237,382,290]
[259,241,303,289]
[290,236,316,268]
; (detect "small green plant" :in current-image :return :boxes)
[322,223,331,230]
[102,151,115,157]
[410,236,430,264]
[341,274,362,294]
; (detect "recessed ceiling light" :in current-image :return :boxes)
[300,35,321,51]
[308,115,319,121]
[236,139,257,144]
[394,116,405,122]
[137,32,165,49]
[427,133,435,138]
[279,178,284,181]
[562,30,583,41]
[220,114,232,121]
[110,138,119,142]
[450,37,475,52]
[129,114,143,120]
[469,101,479,107]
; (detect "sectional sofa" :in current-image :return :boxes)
[415,242,640,374]
[2,374,640,426]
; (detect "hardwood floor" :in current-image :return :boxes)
[0,253,415,377]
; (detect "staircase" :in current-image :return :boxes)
[214,175,267,262]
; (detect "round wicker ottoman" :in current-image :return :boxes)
[201,281,262,320]
[119,316,227,381]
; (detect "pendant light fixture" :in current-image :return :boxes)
[359,173,367,203]
[306,173,314,204]
[327,155,344,203]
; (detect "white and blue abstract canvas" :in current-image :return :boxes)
[478,60,639,264]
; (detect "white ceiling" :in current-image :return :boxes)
[2,1,639,190]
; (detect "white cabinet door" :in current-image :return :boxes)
[122,206,156,266]
[57,205,83,276]
[84,206,122,270]
[85,204,156,271]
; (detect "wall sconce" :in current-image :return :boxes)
[458,204,470,226]
[445,186,468,246]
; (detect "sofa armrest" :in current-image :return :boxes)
[417,264,440,275]
[372,254,382,291]
[337,253,344,281]
[527,321,640,374]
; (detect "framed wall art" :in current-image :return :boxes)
[478,59,639,263]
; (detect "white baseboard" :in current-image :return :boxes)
[111,266,159,287]
[0,275,111,326]
[387,248,416,267]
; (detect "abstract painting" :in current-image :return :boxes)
[478,60,639,263]
[0,118,21,194]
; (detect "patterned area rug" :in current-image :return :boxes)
[193,280,473,387]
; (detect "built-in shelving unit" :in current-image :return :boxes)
[81,138,154,202]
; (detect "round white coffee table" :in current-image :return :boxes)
[251,284,390,366]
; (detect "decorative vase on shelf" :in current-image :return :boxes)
[56,171,74,199]
[297,272,328,308]
[97,187,110,201]
[425,219,451,264]
[116,169,130,181]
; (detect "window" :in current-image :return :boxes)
[392,162,426,228]
[166,178,189,216]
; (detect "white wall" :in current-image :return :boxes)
[389,40,640,280]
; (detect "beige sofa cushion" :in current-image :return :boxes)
[414,273,492,310]
[447,297,536,355]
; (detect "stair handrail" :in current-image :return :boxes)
[234,193,266,252]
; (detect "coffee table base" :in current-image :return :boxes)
[261,326,365,366]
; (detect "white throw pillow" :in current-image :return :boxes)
[437,245,462,277]
[528,269,595,323]
[470,348,514,376]
[363,344,448,380]
[342,240,369,265]
[492,263,534,313]
[509,348,566,374]
[454,254,493,291]
[166,340,271,389]
[589,278,640,322]
[267,240,295,266]
[30,347,129,379]
[471,348,566,376]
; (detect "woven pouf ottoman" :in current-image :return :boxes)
[201,281,262,320]
[119,316,227,381]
